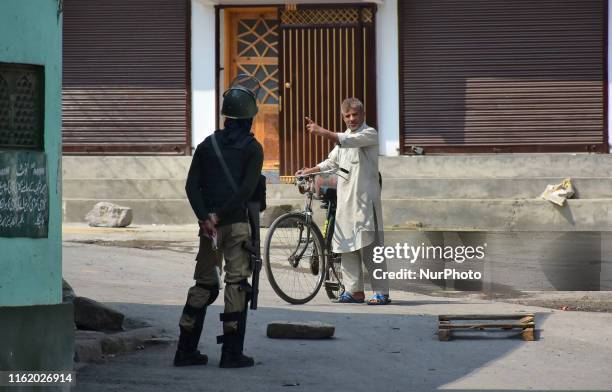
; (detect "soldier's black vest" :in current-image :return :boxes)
[198,127,256,218]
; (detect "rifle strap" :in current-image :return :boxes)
[211,133,238,193]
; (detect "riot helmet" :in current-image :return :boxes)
[221,74,261,119]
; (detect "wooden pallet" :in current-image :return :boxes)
[438,314,535,341]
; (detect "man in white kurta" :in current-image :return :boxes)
[297,98,390,304]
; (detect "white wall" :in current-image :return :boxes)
[191,0,217,150]
[376,0,400,156]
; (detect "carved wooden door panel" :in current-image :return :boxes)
[226,9,280,170]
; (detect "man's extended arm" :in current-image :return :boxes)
[296,145,339,177]
[216,142,264,222]
[337,127,378,148]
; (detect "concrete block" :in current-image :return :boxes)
[267,321,335,339]
[64,198,195,224]
[85,202,133,227]
[74,297,124,332]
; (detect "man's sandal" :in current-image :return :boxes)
[367,293,391,305]
[333,292,365,304]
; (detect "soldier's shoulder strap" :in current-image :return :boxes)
[210,133,238,193]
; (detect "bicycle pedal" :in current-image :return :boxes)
[324,281,340,291]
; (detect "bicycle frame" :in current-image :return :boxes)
[299,173,343,296]
[322,198,343,294]
[273,170,344,300]
[285,176,317,268]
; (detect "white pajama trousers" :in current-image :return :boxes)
[341,241,389,295]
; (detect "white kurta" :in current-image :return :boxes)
[317,123,383,253]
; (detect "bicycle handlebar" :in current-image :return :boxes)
[295,169,336,181]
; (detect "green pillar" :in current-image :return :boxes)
[0,0,73,385]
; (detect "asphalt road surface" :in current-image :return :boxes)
[63,226,612,392]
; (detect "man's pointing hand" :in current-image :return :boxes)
[305,117,324,136]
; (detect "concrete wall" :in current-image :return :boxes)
[191,0,218,150]
[376,0,400,156]
[0,303,74,375]
[0,0,63,307]
[381,231,612,293]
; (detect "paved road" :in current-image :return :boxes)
[63,225,612,392]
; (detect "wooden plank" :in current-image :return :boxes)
[518,315,535,324]
[438,314,534,321]
[521,327,535,341]
[437,313,537,341]
[439,322,535,330]
[438,329,451,341]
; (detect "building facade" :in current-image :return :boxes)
[62,0,610,178]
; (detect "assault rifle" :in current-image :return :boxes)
[242,200,262,310]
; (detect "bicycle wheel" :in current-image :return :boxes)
[264,212,326,304]
[324,252,345,300]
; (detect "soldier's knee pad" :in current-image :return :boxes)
[196,282,219,306]
[220,279,251,334]
[187,283,219,308]
[180,283,219,330]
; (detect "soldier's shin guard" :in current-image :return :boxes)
[175,283,219,367]
[217,280,254,368]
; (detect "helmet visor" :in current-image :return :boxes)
[228,74,262,102]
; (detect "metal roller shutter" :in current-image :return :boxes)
[398,0,606,154]
[62,0,190,154]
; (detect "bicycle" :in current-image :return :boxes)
[263,170,345,304]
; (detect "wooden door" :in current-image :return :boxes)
[225,8,280,170]
[278,5,377,180]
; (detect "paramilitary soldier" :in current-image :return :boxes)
[175,75,264,368]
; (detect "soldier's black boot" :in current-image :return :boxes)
[218,309,254,368]
[219,335,254,368]
[174,306,208,366]
[174,285,219,367]
[174,348,208,366]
